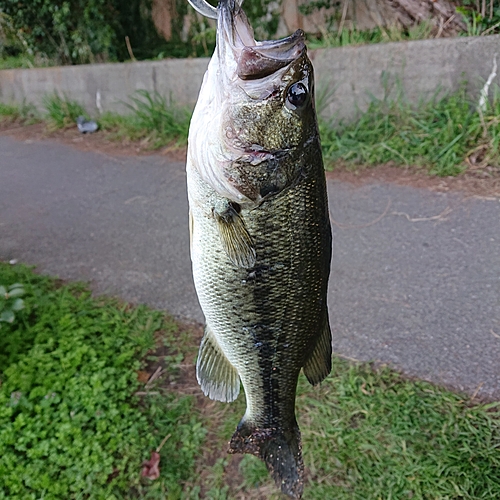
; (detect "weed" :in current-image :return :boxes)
[96,91,191,149]
[296,361,500,498]
[43,93,87,129]
[0,100,39,124]
[0,263,205,499]
[122,90,191,147]
[457,0,500,36]
[0,283,24,326]
[307,22,434,50]
[320,86,500,176]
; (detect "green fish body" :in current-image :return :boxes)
[186,1,332,497]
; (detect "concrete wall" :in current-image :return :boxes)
[312,34,500,121]
[0,58,210,116]
[0,34,499,121]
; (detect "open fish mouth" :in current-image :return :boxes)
[189,0,306,82]
[218,0,305,81]
[187,0,315,205]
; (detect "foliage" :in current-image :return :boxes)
[0,262,206,499]
[0,0,198,63]
[99,90,191,147]
[113,0,192,61]
[457,0,500,36]
[306,22,434,50]
[302,0,500,46]
[239,0,282,40]
[1,0,499,67]
[0,0,283,66]
[320,85,500,176]
[43,93,87,129]
[0,0,119,64]
[0,283,24,327]
[0,101,40,124]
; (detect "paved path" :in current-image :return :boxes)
[1,135,499,399]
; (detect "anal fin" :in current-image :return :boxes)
[303,316,332,386]
[213,200,256,268]
[196,325,240,402]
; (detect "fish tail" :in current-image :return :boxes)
[228,419,304,499]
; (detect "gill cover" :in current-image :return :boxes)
[187,0,311,205]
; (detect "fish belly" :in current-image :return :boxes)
[187,157,331,427]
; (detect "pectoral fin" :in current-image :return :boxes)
[196,325,240,402]
[213,201,256,268]
[303,316,332,386]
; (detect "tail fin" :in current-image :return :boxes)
[228,420,304,499]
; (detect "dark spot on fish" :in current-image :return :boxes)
[242,265,272,284]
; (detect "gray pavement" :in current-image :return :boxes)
[1,135,499,400]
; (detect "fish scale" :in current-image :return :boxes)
[186,0,332,497]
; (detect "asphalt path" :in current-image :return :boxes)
[1,135,499,400]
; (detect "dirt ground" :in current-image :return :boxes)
[2,119,500,199]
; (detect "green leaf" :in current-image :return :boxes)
[0,286,6,296]
[7,287,24,298]
[0,310,15,323]
[11,298,24,311]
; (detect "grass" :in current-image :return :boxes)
[306,22,435,50]
[2,85,500,177]
[0,101,40,125]
[297,365,500,499]
[35,91,190,148]
[43,93,88,130]
[319,86,500,176]
[0,262,499,498]
[0,54,54,71]
[100,90,191,148]
[187,364,500,499]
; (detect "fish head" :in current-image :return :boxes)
[188,0,320,205]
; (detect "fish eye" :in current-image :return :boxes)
[285,82,308,110]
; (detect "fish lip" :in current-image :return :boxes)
[218,0,306,81]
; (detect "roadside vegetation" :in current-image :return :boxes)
[319,86,500,177]
[0,1,499,70]
[0,92,191,149]
[1,262,499,498]
[304,0,500,50]
[0,262,205,499]
[2,86,499,178]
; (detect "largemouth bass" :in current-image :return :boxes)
[186,0,332,497]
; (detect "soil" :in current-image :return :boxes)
[2,119,500,199]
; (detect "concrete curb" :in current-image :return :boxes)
[0,34,499,120]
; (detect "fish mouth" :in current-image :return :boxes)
[218,0,306,82]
